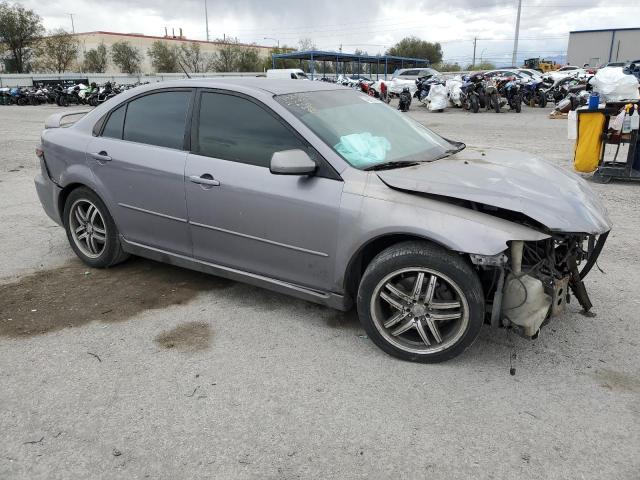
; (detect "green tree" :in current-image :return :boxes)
[147,40,180,72]
[36,28,79,73]
[435,62,461,72]
[83,42,108,72]
[111,40,141,74]
[466,61,495,71]
[236,46,261,72]
[0,1,44,73]
[386,36,442,64]
[264,45,297,70]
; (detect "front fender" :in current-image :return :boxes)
[333,187,549,292]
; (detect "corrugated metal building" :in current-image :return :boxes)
[567,28,640,67]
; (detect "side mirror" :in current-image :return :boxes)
[270,149,316,175]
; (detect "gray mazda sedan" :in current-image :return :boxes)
[35,79,611,362]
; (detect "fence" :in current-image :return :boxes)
[0,72,264,88]
[0,70,473,88]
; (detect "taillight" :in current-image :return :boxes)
[35,147,44,158]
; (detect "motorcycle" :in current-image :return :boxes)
[485,75,522,113]
[548,76,590,105]
[460,73,486,113]
[497,76,523,113]
[398,87,412,112]
[0,87,15,105]
[413,74,443,105]
[10,87,29,106]
[521,79,548,108]
[87,82,119,107]
[56,85,84,107]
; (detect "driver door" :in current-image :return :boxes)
[185,90,344,291]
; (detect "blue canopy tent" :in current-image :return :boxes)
[271,50,431,80]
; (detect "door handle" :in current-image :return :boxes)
[90,151,112,162]
[189,174,220,187]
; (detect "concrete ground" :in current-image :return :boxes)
[0,101,638,480]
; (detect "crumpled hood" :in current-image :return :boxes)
[376,147,612,234]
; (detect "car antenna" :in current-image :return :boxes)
[178,61,191,79]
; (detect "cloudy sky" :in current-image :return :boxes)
[22,0,640,66]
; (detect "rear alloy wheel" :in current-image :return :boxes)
[63,188,129,268]
[357,241,484,363]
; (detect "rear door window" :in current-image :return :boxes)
[123,90,191,149]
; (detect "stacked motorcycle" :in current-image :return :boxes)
[1,81,138,107]
[484,74,523,113]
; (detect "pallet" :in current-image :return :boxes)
[549,111,568,119]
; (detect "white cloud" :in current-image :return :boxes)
[21,0,640,64]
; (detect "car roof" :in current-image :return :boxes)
[129,77,345,96]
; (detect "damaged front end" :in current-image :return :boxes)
[472,232,609,338]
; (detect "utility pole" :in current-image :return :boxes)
[204,0,209,42]
[68,13,75,34]
[511,0,522,67]
[472,37,477,69]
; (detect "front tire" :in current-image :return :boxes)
[537,91,547,108]
[357,241,484,363]
[491,93,500,113]
[63,187,129,268]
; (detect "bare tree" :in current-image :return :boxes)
[180,42,205,73]
[83,42,108,73]
[297,38,316,51]
[0,2,44,73]
[111,41,142,74]
[36,28,79,73]
[210,40,238,72]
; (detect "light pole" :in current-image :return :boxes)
[264,37,280,49]
[68,13,75,33]
[204,0,209,42]
[512,0,522,67]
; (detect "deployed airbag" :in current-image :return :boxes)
[334,132,391,168]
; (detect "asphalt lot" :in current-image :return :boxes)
[1,101,639,480]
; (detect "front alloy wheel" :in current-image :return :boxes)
[371,268,469,355]
[357,241,484,363]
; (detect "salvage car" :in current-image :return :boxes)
[35,79,611,363]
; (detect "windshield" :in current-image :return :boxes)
[275,89,454,169]
[296,71,308,79]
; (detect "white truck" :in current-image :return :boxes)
[266,69,309,80]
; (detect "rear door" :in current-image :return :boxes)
[87,89,193,254]
[185,90,343,290]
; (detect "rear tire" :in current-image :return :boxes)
[356,241,484,363]
[63,187,129,268]
[470,95,479,113]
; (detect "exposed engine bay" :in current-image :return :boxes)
[472,232,609,338]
